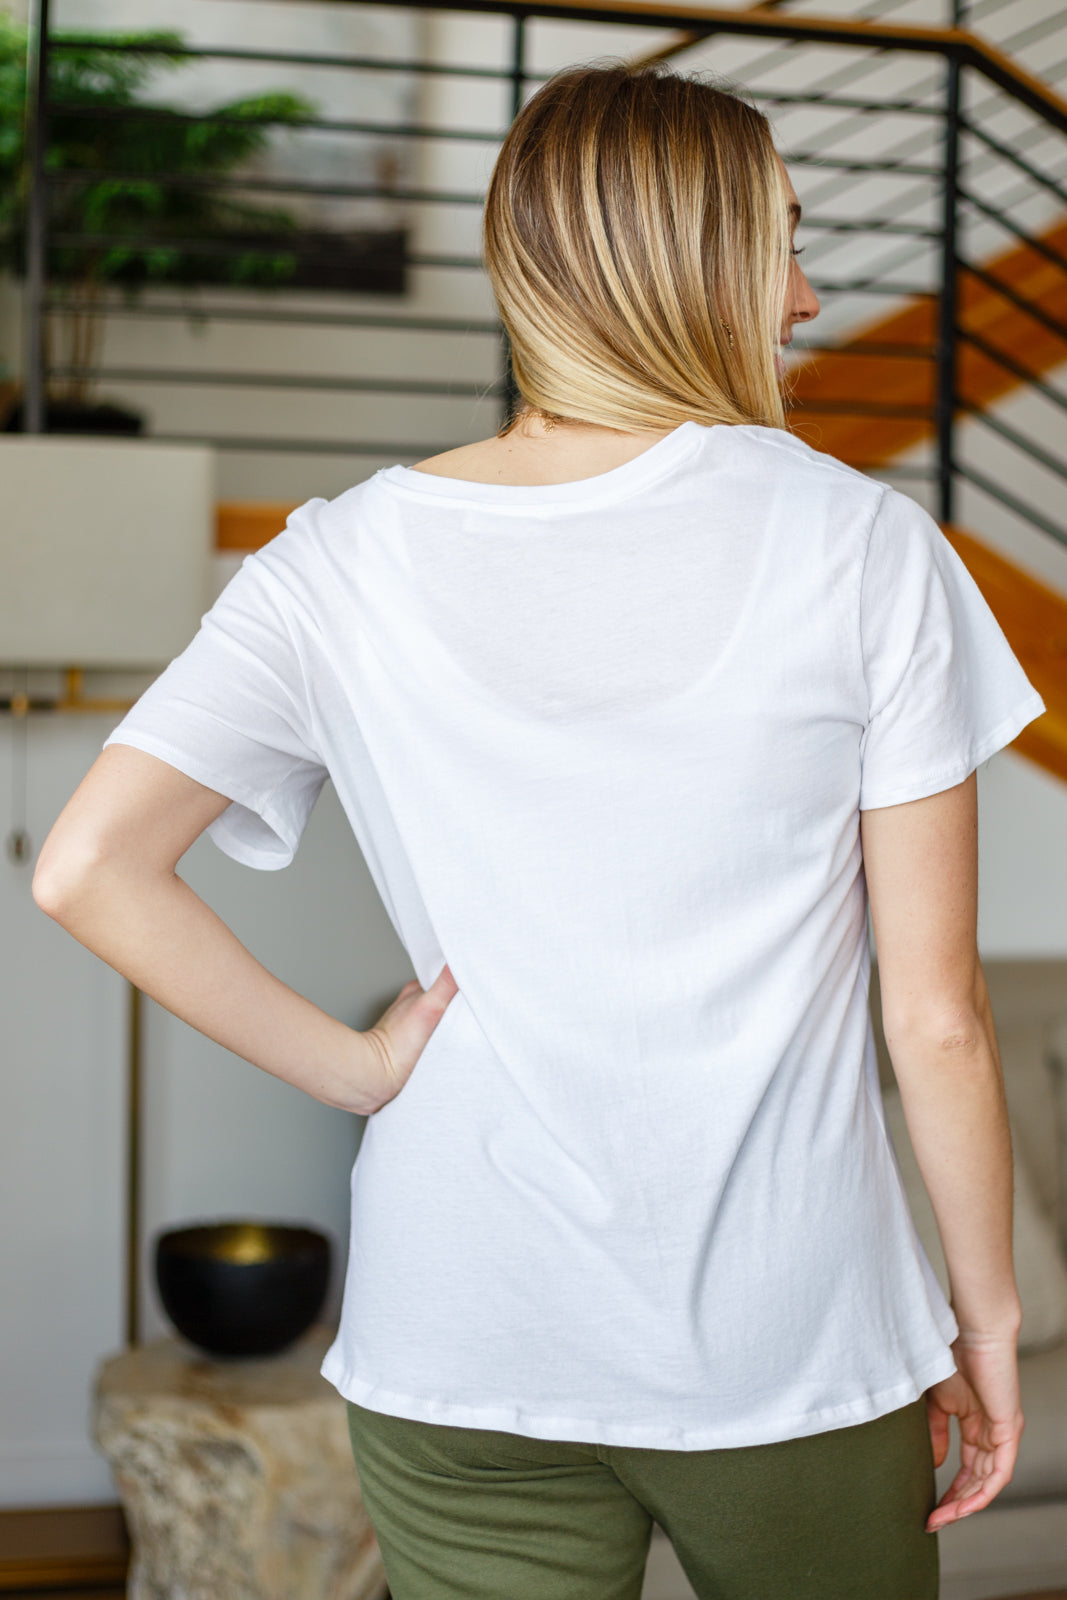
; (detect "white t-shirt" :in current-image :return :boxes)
[103,420,1046,1450]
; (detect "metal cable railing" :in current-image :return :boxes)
[10,0,1067,558]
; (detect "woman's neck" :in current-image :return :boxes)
[408,410,680,487]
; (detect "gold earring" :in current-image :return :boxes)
[720,319,735,350]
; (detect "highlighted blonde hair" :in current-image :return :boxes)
[483,62,792,435]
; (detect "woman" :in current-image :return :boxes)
[35,62,1041,1600]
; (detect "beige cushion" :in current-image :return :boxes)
[881,1083,1067,1355]
[1044,1017,1067,1250]
[1007,1339,1067,1500]
[999,1022,1063,1220]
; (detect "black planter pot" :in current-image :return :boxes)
[154,1221,331,1360]
[3,399,145,436]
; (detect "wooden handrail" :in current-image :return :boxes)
[630,0,1067,121]
[627,0,797,70]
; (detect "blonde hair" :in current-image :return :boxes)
[483,62,792,436]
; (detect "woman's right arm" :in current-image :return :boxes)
[33,743,457,1115]
[860,769,1025,1532]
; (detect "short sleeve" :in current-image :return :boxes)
[102,536,329,870]
[858,488,1046,809]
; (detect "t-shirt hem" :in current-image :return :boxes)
[322,1347,959,1451]
[858,689,1046,810]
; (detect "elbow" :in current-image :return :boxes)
[32,839,108,922]
[32,859,81,922]
[882,1003,986,1062]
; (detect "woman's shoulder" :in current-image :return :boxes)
[720,425,893,551]
[231,485,380,619]
[727,422,881,492]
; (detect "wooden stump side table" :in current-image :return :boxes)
[92,1326,388,1600]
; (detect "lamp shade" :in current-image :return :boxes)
[0,437,214,667]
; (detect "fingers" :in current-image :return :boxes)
[925,1397,950,1468]
[394,966,456,1010]
[922,1347,1023,1533]
[927,1469,1012,1530]
[925,1445,1019,1531]
[360,966,459,1113]
[425,963,459,1011]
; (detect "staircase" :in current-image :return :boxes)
[631,2,1067,786]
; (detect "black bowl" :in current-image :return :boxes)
[154,1222,331,1359]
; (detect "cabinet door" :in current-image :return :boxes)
[1,715,126,1506]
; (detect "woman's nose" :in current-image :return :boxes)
[793,272,820,323]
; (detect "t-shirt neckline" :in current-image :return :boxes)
[377,419,706,506]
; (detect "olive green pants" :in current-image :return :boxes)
[346,1394,939,1599]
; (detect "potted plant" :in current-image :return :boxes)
[0,20,319,433]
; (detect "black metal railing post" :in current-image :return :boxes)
[21,0,50,434]
[936,47,961,525]
[499,9,527,430]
